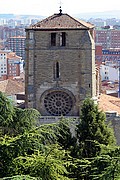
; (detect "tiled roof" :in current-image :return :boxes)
[7,52,21,60]
[28,13,94,30]
[98,94,120,115]
[0,79,24,95]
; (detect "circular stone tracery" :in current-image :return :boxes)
[44,91,73,116]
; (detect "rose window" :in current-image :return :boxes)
[44,91,73,116]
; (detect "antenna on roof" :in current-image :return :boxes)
[59,0,62,15]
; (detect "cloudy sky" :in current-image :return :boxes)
[0,0,120,16]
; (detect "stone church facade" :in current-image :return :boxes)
[25,11,96,121]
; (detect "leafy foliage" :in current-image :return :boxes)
[0,92,15,135]
[0,92,72,179]
[0,93,120,180]
[0,129,71,179]
[12,108,40,135]
[0,92,40,136]
[12,145,69,180]
[76,98,116,158]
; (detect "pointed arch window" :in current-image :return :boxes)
[54,61,60,80]
[56,61,60,78]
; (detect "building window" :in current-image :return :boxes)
[51,33,56,46]
[60,32,66,46]
[56,62,60,78]
[29,32,34,39]
[54,61,60,79]
[44,90,73,116]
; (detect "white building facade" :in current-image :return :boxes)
[100,63,119,82]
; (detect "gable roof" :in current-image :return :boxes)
[0,79,24,96]
[27,13,94,30]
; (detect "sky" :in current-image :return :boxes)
[0,0,120,16]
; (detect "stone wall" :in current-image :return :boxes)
[25,28,96,117]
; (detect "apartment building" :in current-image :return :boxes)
[95,45,120,65]
[6,36,25,60]
[7,52,23,78]
[0,50,23,80]
[0,26,25,40]
[100,63,118,81]
[95,28,120,49]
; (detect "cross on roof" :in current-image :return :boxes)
[59,6,62,15]
[59,0,62,15]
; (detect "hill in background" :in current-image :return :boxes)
[0,10,120,20]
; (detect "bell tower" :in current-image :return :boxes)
[25,12,96,122]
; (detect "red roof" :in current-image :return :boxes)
[0,79,24,95]
[98,94,120,115]
[7,52,21,60]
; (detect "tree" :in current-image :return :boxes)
[76,98,116,158]
[0,92,15,135]
[0,128,71,179]
[0,105,73,180]
[12,145,70,180]
[0,92,40,136]
[12,107,40,135]
[56,118,77,154]
[0,94,119,179]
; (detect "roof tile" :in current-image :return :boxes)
[98,94,120,115]
[0,79,24,95]
[28,13,94,30]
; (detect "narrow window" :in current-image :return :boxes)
[60,32,66,46]
[29,32,34,39]
[62,32,66,46]
[56,62,59,78]
[51,33,56,46]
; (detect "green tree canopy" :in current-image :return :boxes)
[0,92,40,136]
[76,98,116,158]
[0,93,120,180]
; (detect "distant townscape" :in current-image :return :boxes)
[1,10,120,180]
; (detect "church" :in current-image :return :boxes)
[25,8,96,122]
